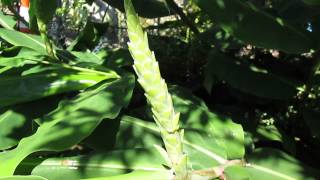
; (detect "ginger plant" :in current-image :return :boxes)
[124,0,188,179]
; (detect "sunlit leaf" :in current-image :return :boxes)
[0,11,16,30]
[28,148,169,180]
[0,176,48,180]
[0,66,118,107]
[0,74,135,176]
[0,29,46,54]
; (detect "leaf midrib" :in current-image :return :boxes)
[121,116,228,164]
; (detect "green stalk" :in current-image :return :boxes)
[37,20,56,59]
[124,0,188,179]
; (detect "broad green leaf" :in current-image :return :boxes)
[83,119,120,151]
[303,109,320,139]
[224,165,250,180]
[0,74,135,176]
[30,0,58,24]
[0,95,62,150]
[104,49,133,68]
[103,0,172,18]
[0,176,48,180]
[245,148,320,180]
[205,51,299,99]
[26,148,169,180]
[169,85,209,109]
[0,12,16,30]
[71,51,104,65]
[118,115,241,170]
[116,84,245,169]
[255,125,282,142]
[0,29,46,54]
[84,171,170,180]
[194,0,314,53]
[0,111,30,150]
[0,67,118,107]
[170,87,245,160]
[0,48,41,67]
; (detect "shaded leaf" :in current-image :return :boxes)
[0,110,29,150]
[0,95,62,150]
[0,74,135,176]
[30,0,58,24]
[195,0,314,53]
[205,51,298,99]
[0,48,41,67]
[103,0,172,18]
[245,148,320,180]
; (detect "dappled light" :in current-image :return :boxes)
[0,0,320,179]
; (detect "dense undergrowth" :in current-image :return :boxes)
[0,0,320,179]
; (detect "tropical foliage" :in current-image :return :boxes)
[0,0,320,179]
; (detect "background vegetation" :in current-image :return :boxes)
[0,0,320,179]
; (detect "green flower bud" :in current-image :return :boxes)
[124,0,188,179]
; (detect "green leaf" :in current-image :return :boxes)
[25,148,169,180]
[255,125,282,142]
[71,51,104,65]
[169,86,245,160]
[30,0,58,24]
[117,115,242,170]
[115,85,245,169]
[104,0,172,18]
[0,95,62,150]
[224,165,250,180]
[0,48,41,67]
[0,11,16,30]
[0,110,30,150]
[84,171,170,180]
[0,74,135,176]
[0,176,48,180]
[194,0,314,53]
[0,29,46,54]
[245,148,320,180]
[104,49,133,68]
[205,51,299,99]
[0,66,118,107]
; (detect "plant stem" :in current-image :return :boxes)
[37,20,56,59]
[124,0,188,179]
